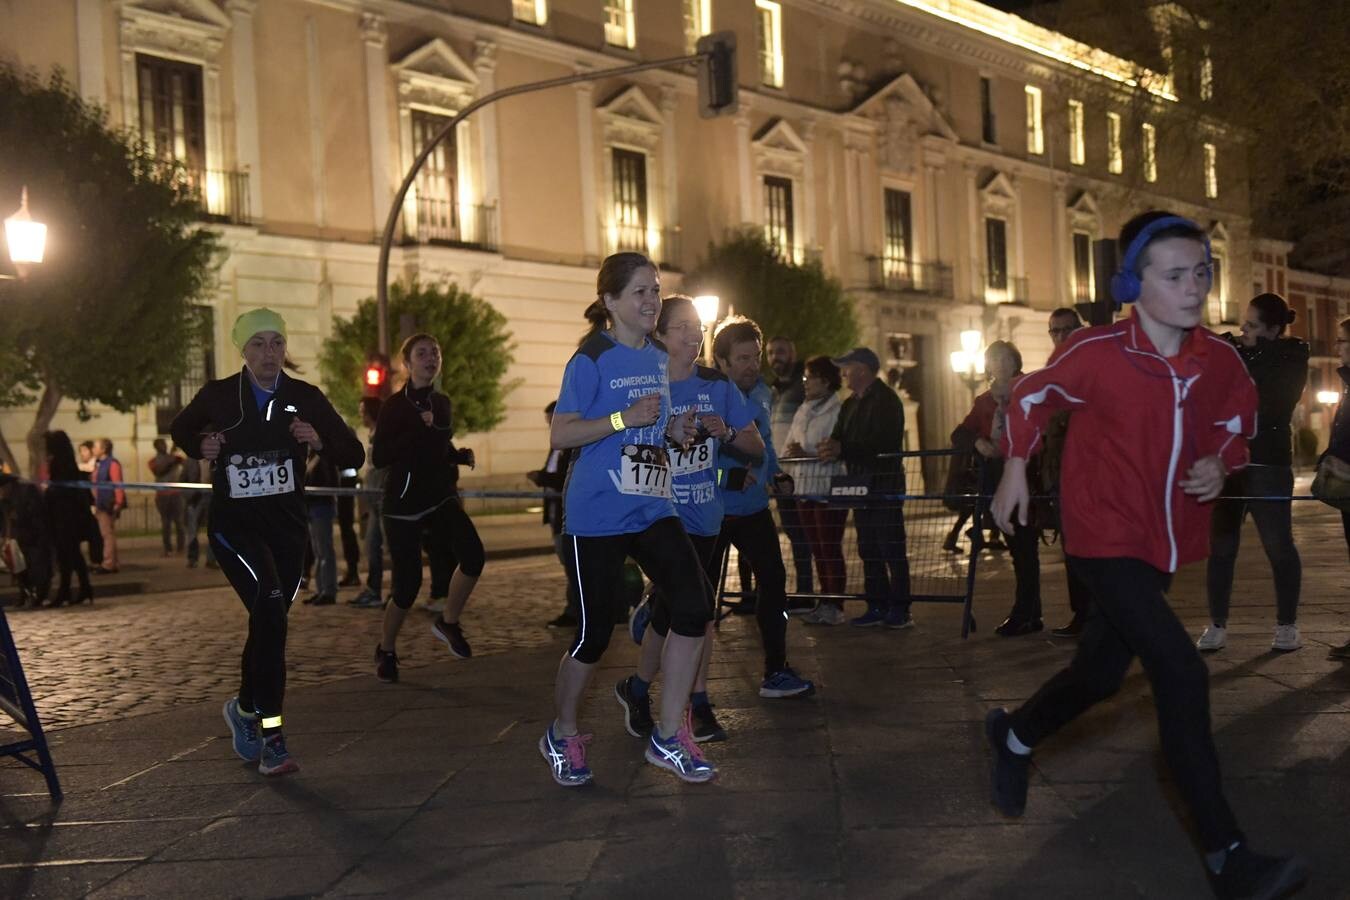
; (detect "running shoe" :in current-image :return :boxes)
[646,714,716,783]
[885,608,916,630]
[348,588,382,608]
[539,725,593,787]
[1196,624,1227,652]
[222,697,261,762]
[374,643,399,683]
[1271,624,1303,652]
[985,707,1030,817]
[804,604,846,626]
[258,732,299,776]
[629,591,653,645]
[431,619,472,659]
[760,667,815,699]
[614,675,654,737]
[850,607,886,627]
[1206,842,1308,900]
[690,703,727,743]
[786,597,816,615]
[425,596,447,615]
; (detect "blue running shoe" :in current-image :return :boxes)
[850,607,886,627]
[645,714,716,783]
[222,697,261,762]
[540,726,593,787]
[258,732,299,776]
[759,667,815,698]
[884,607,915,630]
[629,585,654,645]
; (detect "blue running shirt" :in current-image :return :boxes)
[556,332,676,536]
[723,378,778,517]
[668,366,756,537]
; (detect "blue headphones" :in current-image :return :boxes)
[1109,215,1212,305]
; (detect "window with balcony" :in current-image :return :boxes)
[1072,231,1093,303]
[763,175,794,261]
[1068,99,1085,166]
[513,0,547,25]
[611,147,649,253]
[882,188,912,286]
[986,216,1008,292]
[604,0,636,48]
[1142,122,1157,183]
[756,1,784,88]
[1024,85,1044,155]
[412,109,459,242]
[1204,142,1218,198]
[138,54,205,172]
[684,0,711,54]
[980,76,997,144]
[1107,111,1123,174]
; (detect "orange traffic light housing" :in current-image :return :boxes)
[362,353,391,399]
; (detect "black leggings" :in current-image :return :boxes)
[564,517,709,665]
[715,507,789,675]
[211,524,306,726]
[385,500,484,611]
[651,532,720,637]
[1009,556,1239,853]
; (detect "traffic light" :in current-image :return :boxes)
[697,31,738,119]
[363,353,391,399]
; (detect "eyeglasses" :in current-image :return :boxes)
[666,322,708,335]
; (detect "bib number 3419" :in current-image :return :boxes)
[619,444,671,498]
[227,458,295,499]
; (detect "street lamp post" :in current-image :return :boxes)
[692,294,719,364]
[949,329,986,402]
[2,187,47,279]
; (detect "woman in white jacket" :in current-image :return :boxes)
[782,356,848,625]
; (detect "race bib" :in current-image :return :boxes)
[619,444,671,498]
[226,452,296,499]
[670,438,715,477]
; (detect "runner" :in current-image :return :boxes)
[615,295,764,743]
[171,308,364,776]
[987,212,1306,898]
[371,333,484,683]
[542,252,715,787]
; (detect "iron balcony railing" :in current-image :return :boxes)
[413,197,498,252]
[612,224,685,271]
[983,273,1029,305]
[161,166,252,225]
[867,256,955,298]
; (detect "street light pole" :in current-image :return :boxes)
[375,48,728,355]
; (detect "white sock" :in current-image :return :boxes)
[1006,728,1032,756]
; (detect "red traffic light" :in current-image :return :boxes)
[363,353,391,399]
[365,365,385,387]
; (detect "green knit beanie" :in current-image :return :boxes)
[230,308,288,352]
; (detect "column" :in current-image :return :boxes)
[362,13,391,237]
[802,119,818,256]
[660,84,679,246]
[964,160,981,303]
[574,70,600,263]
[473,40,501,210]
[735,110,753,224]
[228,0,264,221]
[1051,176,1067,307]
[202,40,225,217]
[76,0,106,105]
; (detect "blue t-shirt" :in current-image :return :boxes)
[556,332,675,536]
[723,378,778,517]
[668,366,756,537]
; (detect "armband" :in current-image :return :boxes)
[610,411,626,432]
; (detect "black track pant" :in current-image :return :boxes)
[385,500,484,611]
[565,517,709,665]
[211,525,306,727]
[651,532,720,637]
[1008,556,1240,853]
[714,507,789,676]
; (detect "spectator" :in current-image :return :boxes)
[1198,293,1308,654]
[1044,307,1093,637]
[336,464,362,589]
[0,473,53,607]
[1325,316,1350,661]
[348,397,385,608]
[819,346,913,629]
[43,431,93,606]
[181,454,216,569]
[148,437,186,557]
[956,341,1042,636]
[528,400,578,628]
[767,336,813,598]
[89,438,125,574]
[784,355,847,625]
[301,448,338,606]
[77,439,103,567]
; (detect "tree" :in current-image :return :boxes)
[682,230,861,363]
[318,279,517,433]
[0,65,222,475]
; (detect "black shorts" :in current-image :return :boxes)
[650,532,720,638]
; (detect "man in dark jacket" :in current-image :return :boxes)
[0,473,52,606]
[819,346,912,628]
[768,336,813,598]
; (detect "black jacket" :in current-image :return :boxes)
[830,378,906,492]
[1233,336,1309,466]
[372,384,472,517]
[170,368,364,532]
[1328,365,1350,464]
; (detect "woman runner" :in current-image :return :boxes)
[171,308,364,776]
[542,253,715,787]
[615,295,763,743]
[371,333,484,683]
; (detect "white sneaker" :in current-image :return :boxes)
[1196,625,1227,652]
[1272,624,1303,652]
[816,604,846,626]
[801,605,827,625]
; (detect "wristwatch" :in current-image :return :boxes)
[723,426,737,443]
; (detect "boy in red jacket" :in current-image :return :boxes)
[987,212,1306,899]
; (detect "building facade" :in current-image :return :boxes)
[1,0,1277,480]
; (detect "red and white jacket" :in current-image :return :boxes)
[1004,313,1257,573]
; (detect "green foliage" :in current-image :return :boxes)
[682,229,860,363]
[319,279,517,433]
[0,65,222,411]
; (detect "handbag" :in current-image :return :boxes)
[2,537,27,575]
[1311,454,1350,511]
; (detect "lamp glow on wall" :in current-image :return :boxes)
[950,329,986,400]
[5,187,47,267]
[693,294,719,363]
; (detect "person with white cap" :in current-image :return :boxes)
[171,307,364,776]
